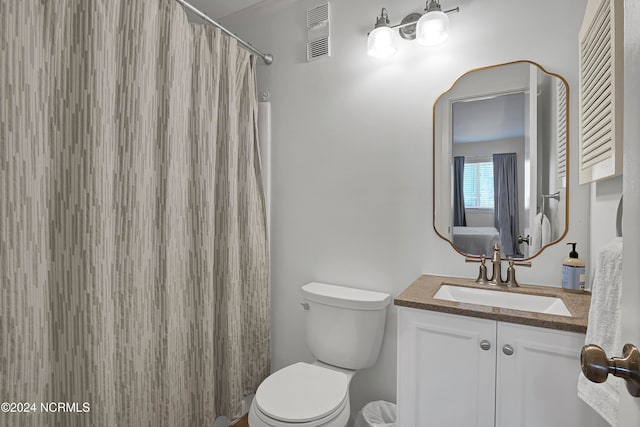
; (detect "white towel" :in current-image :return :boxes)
[529,213,551,253]
[541,214,551,246]
[530,213,543,253]
[577,237,623,426]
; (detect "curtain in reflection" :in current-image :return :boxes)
[453,156,467,227]
[493,153,521,257]
[0,1,270,425]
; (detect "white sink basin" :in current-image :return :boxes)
[433,284,572,317]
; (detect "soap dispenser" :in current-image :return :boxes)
[562,243,586,292]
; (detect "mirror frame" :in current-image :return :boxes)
[432,60,570,261]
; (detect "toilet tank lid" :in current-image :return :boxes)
[301,282,391,310]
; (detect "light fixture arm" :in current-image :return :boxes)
[390,7,459,31]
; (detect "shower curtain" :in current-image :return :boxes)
[0,1,269,426]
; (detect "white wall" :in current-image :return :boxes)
[221,0,590,419]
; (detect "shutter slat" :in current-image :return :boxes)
[556,80,568,182]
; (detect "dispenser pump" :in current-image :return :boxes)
[567,242,579,258]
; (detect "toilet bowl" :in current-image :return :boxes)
[248,283,391,427]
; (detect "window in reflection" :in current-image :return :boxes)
[463,160,494,210]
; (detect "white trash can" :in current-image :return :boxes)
[354,400,396,427]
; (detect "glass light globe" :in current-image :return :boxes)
[367,26,398,59]
[416,10,450,46]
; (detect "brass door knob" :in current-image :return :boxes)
[581,344,640,397]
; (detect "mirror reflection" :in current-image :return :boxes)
[433,61,568,259]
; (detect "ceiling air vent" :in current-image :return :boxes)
[306,3,330,62]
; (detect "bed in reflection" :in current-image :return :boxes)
[452,226,501,256]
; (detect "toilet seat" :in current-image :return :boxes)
[254,362,349,424]
[250,396,349,427]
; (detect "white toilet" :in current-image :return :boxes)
[248,282,391,427]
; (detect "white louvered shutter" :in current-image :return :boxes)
[578,0,623,184]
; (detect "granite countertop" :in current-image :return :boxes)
[395,275,592,333]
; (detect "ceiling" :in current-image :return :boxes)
[182,0,265,20]
[452,93,525,144]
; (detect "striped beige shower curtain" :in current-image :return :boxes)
[0,1,270,426]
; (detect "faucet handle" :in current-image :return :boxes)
[505,258,531,287]
[505,258,518,287]
[464,257,489,283]
[512,260,532,268]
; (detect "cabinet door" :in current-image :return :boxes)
[496,323,608,427]
[397,308,496,427]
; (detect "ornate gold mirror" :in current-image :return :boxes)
[433,61,569,260]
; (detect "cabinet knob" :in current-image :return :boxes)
[581,344,640,397]
[480,340,491,351]
[503,344,514,356]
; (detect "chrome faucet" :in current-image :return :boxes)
[465,245,504,285]
[466,244,531,287]
[488,244,505,285]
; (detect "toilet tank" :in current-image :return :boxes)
[301,282,391,370]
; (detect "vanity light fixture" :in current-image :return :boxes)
[416,0,450,46]
[367,1,460,59]
[367,8,398,59]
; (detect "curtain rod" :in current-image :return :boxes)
[175,0,273,65]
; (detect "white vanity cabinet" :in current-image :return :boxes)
[397,307,496,427]
[397,307,607,427]
[495,322,606,426]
